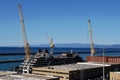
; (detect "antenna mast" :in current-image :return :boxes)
[18,4,30,61]
[88,19,95,56]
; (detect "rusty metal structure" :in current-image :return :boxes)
[88,19,95,56]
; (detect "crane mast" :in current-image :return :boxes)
[88,19,95,56]
[18,4,30,61]
[46,34,54,54]
[50,38,54,49]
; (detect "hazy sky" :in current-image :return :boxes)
[0,0,120,46]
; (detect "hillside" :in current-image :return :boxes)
[31,43,120,48]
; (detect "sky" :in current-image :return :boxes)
[0,0,120,46]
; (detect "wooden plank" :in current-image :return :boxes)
[32,67,69,73]
[60,78,69,80]
[32,71,69,77]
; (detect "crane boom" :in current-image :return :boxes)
[18,4,30,61]
[88,19,95,56]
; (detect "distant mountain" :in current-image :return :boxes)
[31,43,120,48]
[106,44,120,48]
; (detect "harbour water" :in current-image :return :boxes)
[0,47,120,71]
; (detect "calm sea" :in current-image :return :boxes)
[0,47,120,71]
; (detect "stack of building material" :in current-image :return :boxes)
[110,72,120,80]
[0,73,59,80]
[0,71,17,76]
[86,56,120,64]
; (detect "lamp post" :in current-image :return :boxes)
[103,49,105,80]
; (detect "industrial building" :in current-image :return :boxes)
[32,62,120,80]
